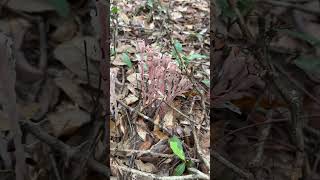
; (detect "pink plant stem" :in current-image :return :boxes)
[139,42,146,105]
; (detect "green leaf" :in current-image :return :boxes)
[187,53,208,61]
[147,0,154,8]
[169,136,185,161]
[174,41,183,53]
[111,6,119,14]
[122,53,132,68]
[111,48,115,56]
[186,160,195,168]
[173,162,186,176]
[294,56,320,74]
[48,0,69,17]
[277,29,320,46]
[172,41,184,67]
[202,79,210,87]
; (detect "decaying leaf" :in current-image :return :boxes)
[163,109,175,129]
[124,94,139,105]
[53,37,100,87]
[48,107,90,137]
[135,159,156,173]
[54,77,92,112]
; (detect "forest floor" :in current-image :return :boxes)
[212,0,320,180]
[1,0,320,180]
[110,0,210,179]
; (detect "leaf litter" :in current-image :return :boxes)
[212,0,320,180]
[110,0,209,179]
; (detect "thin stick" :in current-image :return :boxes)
[0,33,26,180]
[212,150,254,179]
[186,97,210,170]
[20,121,110,177]
[117,99,172,134]
[113,164,209,180]
[227,0,255,42]
[162,100,209,131]
[111,148,200,162]
[49,153,62,180]
[249,110,273,168]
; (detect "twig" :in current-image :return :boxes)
[249,110,273,169]
[186,97,210,170]
[274,64,320,106]
[112,164,209,180]
[84,40,97,105]
[111,148,201,162]
[215,118,287,145]
[227,0,255,42]
[0,33,26,180]
[117,99,172,135]
[0,135,12,169]
[95,0,110,170]
[19,121,110,177]
[212,150,254,179]
[162,100,209,131]
[49,153,62,180]
[190,118,210,170]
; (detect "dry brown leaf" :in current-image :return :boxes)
[119,12,130,24]
[137,127,148,141]
[163,109,175,129]
[124,94,139,105]
[153,129,168,140]
[127,73,141,86]
[139,135,153,150]
[118,116,126,137]
[54,77,92,112]
[53,37,100,87]
[112,56,127,66]
[153,115,161,130]
[134,160,156,173]
[48,107,90,137]
[50,18,78,43]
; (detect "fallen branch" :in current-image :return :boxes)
[212,150,254,180]
[19,121,110,177]
[185,97,210,171]
[0,33,26,180]
[113,164,209,180]
[111,148,200,163]
[117,99,172,134]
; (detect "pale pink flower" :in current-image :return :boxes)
[137,41,192,117]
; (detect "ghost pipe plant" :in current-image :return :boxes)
[137,41,192,117]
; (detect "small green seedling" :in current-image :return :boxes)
[111,6,119,14]
[171,40,208,67]
[121,52,132,68]
[169,136,194,176]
